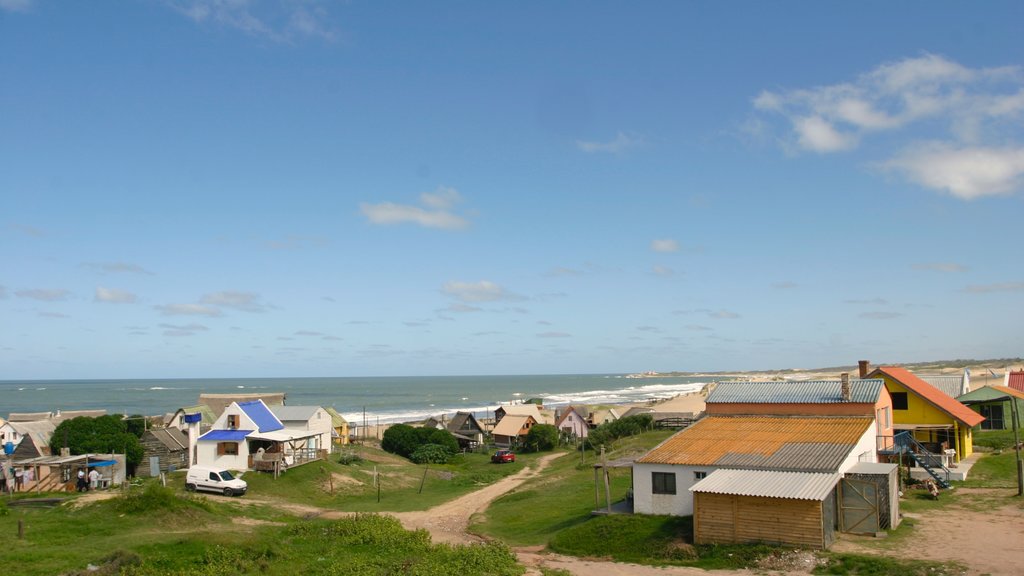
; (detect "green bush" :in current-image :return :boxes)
[525,424,559,452]
[50,415,145,466]
[586,414,654,450]
[382,424,459,460]
[337,451,363,465]
[410,443,453,464]
[114,481,210,514]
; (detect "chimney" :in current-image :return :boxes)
[841,373,851,402]
[858,360,870,379]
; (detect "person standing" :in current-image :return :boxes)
[77,468,87,492]
[88,468,100,490]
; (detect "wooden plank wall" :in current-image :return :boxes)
[695,493,825,549]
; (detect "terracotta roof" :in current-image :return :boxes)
[870,366,984,427]
[636,415,872,472]
[1008,371,1024,393]
[987,385,1024,401]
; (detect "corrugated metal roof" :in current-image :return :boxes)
[238,400,284,432]
[846,462,897,475]
[272,405,321,422]
[198,429,253,441]
[1007,371,1024,393]
[917,375,966,398]
[690,469,840,501]
[636,415,871,472]
[707,380,884,404]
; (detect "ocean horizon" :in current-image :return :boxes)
[0,374,712,425]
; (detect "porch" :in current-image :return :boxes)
[247,430,327,475]
[877,431,976,485]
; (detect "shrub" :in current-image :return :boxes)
[525,424,559,452]
[586,414,654,450]
[114,481,210,514]
[382,424,459,460]
[410,443,453,464]
[337,451,363,465]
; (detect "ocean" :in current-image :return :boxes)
[0,374,712,425]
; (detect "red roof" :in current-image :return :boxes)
[1008,371,1024,393]
[870,366,985,427]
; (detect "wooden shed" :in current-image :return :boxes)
[692,469,840,549]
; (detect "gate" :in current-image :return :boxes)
[839,477,879,534]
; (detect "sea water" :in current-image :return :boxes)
[0,374,710,424]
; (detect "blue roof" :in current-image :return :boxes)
[238,400,284,432]
[199,429,253,441]
[707,379,885,404]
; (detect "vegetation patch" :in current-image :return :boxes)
[549,514,695,564]
[114,481,212,515]
[814,552,967,576]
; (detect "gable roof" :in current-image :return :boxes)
[323,407,348,427]
[983,385,1024,401]
[237,400,284,433]
[148,428,189,451]
[691,469,841,501]
[497,403,542,419]
[167,404,217,427]
[272,405,321,422]
[8,412,53,422]
[636,415,872,473]
[1008,371,1024,393]
[447,411,482,434]
[199,393,286,417]
[869,366,984,427]
[492,414,534,437]
[556,406,587,427]
[707,379,885,405]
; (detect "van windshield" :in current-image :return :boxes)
[218,471,235,481]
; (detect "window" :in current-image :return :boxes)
[227,414,239,429]
[652,472,676,495]
[891,392,908,410]
[876,407,891,432]
[694,471,708,481]
[217,442,239,455]
[980,404,1004,430]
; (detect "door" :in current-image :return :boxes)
[149,456,160,477]
[840,477,879,534]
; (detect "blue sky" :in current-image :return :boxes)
[2,1,1023,379]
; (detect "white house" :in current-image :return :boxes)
[271,405,333,455]
[195,399,325,471]
[555,406,589,439]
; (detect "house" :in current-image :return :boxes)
[10,453,127,493]
[555,406,590,439]
[1005,370,1024,393]
[706,376,894,454]
[957,385,1024,431]
[198,392,286,418]
[633,415,877,517]
[492,414,537,448]
[446,411,484,449]
[165,404,217,432]
[0,419,56,459]
[862,363,984,463]
[195,399,324,472]
[137,427,189,477]
[494,403,551,425]
[323,407,350,446]
[271,405,333,455]
[587,408,619,428]
[916,369,971,398]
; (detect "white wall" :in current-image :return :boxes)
[841,424,880,470]
[196,441,249,471]
[632,463,716,516]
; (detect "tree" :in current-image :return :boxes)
[381,424,420,458]
[524,424,559,452]
[50,415,145,466]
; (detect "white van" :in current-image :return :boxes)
[185,466,247,497]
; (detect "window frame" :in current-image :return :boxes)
[891,392,909,410]
[651,471,677,495]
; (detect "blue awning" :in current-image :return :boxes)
[198,429,253,442]
[88,460,117,467]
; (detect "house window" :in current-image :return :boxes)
[980,404,1004,430]
[227,414,239,429]
[652,472,676,495]
[217,442,239,455]
[694,471,708,481]
[891,392,908,410]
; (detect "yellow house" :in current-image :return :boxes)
[866,365,984,462]
[324,407,349,446]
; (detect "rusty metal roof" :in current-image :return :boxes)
[690,469,840,500]
[636,415,872,472]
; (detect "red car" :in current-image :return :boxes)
[491,450,515,463]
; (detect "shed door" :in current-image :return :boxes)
[149,456,160,477]
[840,477,879,534]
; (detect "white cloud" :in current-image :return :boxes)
[160,322,209,337]
[361,186,469,230]
[753,54,1024,198]
[84,262,154,275]
[167,0,335,42]
[914,263,968,273]
[200,291,269,312]
[963,282,1024,293]
[651,239,679,253]
[576,131,642,154]
[155,303,222,317]
[884,143,1024,199]
[442,280,520,303]
[95,287,138,304]
[15,288,70,301]
[0,0,31,12]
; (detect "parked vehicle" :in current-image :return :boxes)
[185,466,247,496]
[491,450,515,463]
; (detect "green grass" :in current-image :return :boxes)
[470,429,674,546]
[814,553,967,575]
[548,514,694,564]
[960,450,1023,489]
[973,429,1021,450]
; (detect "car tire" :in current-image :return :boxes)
[185,483,196,492]
[223,487,233,497]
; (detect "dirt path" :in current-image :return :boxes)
[389,452,566,545]
[832,487,1024,576]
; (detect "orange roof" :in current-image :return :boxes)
[988,385,1024,401]
[636,415,872,472]
[871,366,985,427]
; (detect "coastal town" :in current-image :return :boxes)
[3,360,1022,574]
